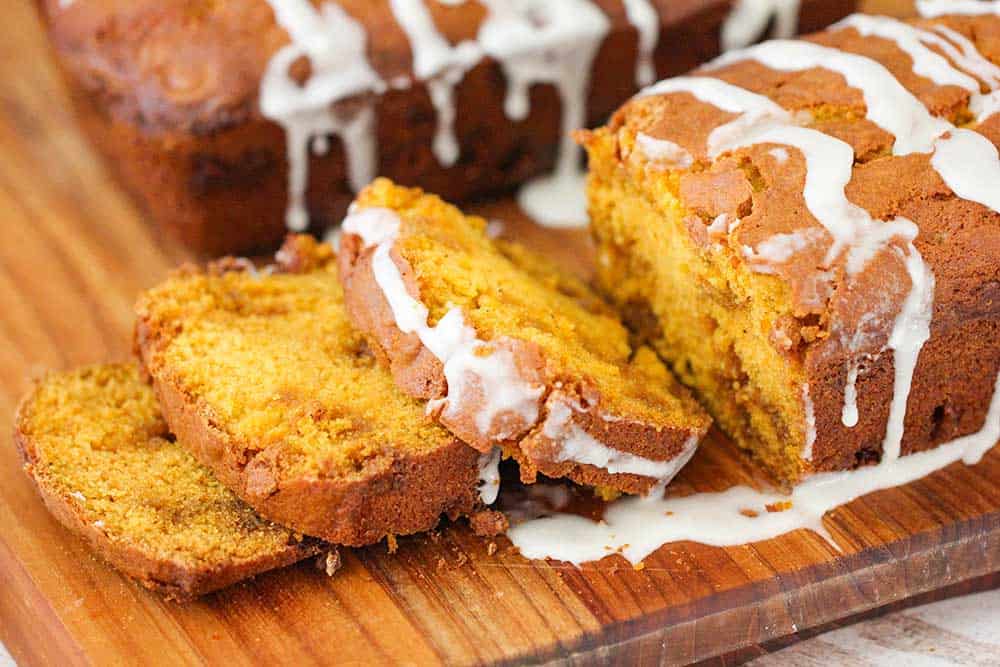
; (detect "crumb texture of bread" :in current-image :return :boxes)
[135,235,480,544]
[340,180,711,495]
[14,363,319,600]
[583,13,1000,483]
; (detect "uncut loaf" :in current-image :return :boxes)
[39,0,855,254]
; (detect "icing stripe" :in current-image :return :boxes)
[477,0,611,226]
[478,448,502,505]
[261,0,384,231]
[343,207,692,486]
[722,0,802,51]
[929,24,1000,87]
[542,398,699,481]
[388,0,481,166]
[833,15,983,90]
[635,133,694,168]
[622,0,660,86]
[972,90,1000,121]
[709,40,953,154]
[932,129,1000,213]
[802,385,817,460]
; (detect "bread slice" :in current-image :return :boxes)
[14,363,321,600]
[338,179,712,496]
[134,235,481,545]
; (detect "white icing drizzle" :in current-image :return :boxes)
[345,207,545,438]
[477,0,611,227]
[802,384,817,460]
[917,1,1000,17]
[508,371,1000,565]
[709,40,953,155]
[706,213,734,240]
[344,206,703,483]
[638,76,795,158]
[478,448,502,505]
[929,24,1000,88]
[635,132,694,168]
[542,398,699,481]
[833,15,983,91]
[388,0,482,166]
[842,362,860,427]
[721,0,802,51]
[932,129,1000,213]
[638,14,1000,464]
[972,90,1000,122]
[742,228,826,271]
[622,0,660,87]
[712,120,920,270]
[882,244,936,461]
[261,1,386,231]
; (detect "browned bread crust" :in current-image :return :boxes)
[134,235,481,544]
[14,364,322,601]
[338,181,711,496]
[38,0,856,254]
[583,12,1000,481]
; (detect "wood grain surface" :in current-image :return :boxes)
[3,1,999,665]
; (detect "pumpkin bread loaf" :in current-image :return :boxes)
[38,0,856,254]
[338,179,711,496]
[134,235,482,544]
[582,10,1000,483]
[14,364,322,600]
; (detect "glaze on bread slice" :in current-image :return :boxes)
[134,236,481,545]
[14,364,322,600]
[338,179,711,496]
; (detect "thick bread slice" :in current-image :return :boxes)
[134,235,481,544]
[14,364,321,600]
[338,179,712,496]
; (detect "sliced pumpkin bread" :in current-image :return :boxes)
[134,235,481,545]
[14,363,321,600]
[338,179,712,496]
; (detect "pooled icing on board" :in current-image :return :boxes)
[509,370,1000,565]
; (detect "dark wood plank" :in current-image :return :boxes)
[3,1,999,665]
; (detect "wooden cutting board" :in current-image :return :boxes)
[4,1,1000,665]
